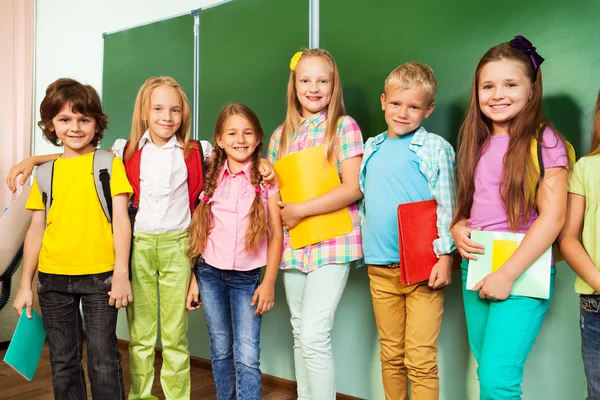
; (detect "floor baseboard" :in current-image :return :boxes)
[116,339,363,399]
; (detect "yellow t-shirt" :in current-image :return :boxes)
[568,155,600,294]
[26,152,132,275]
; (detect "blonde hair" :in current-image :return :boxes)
[126,76,192,159]
[188,104,269,262]
[384,62,436,103]
[278,48,346,163]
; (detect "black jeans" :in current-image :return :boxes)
[38,271,125,400]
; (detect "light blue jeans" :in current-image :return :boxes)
[284,263,350,400]
[197,259,262,400]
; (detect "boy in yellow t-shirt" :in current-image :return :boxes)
[12,78,133,399]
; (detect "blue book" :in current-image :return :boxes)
[3,309,46,381]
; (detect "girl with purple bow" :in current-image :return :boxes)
[186,103,283,400]
[451,36,573,398]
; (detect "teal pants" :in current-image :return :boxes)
[461,259,554,400]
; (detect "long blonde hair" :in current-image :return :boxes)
[278,48,346,164]
[588,90,600,156]
[188,104,269,262]
[126,76,192,159]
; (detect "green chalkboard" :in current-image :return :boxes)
[198,0,308,143]
[321,0,599,157]
[322,0,599,398]
[101,14,195,149]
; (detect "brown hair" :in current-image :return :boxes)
[126,76,192,159]
[38,78,107,147]
[277,48,346,164]
[588,90,600,156]
[384,61,437,104]
[188,104,269,262]
[452,41,568,230]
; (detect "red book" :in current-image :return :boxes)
[397,200,459,285]
[398,200,438,285]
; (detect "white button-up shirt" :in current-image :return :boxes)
[112,132,212,234]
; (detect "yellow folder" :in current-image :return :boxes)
[274,145,353,249]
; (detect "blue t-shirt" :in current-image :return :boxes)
[362,134,433,264]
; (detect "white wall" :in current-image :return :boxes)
[33,0,222,156]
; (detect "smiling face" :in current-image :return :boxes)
[147,85,183,147]
[478,58,533,135]
[50,102,97,156]
[216,114,260,173]
[381,85,434,138]
[294,56,333,118]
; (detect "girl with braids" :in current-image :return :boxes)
[186,103,283,400]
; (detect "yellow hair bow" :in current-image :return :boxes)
[289,52,303,71]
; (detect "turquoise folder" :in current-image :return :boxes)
[467,231,552,299]
[3,309,46,381]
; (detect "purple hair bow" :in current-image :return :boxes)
[510,35,545,71]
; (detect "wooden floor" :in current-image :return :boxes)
[0,342,295,399]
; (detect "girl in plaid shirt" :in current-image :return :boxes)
[267,49,364,400]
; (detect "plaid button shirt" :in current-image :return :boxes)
[267,111,364,272]
[359,127,456,256]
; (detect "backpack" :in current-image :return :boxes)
[122,139,206,218]
[36,150,114,223]
[528,127,576,262]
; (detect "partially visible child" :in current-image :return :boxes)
[359,62,455,400]
[13,78,132,399]
[558,90,600,399]
[451,36,572,399]
[186,103,282,400]
[267,49,364,399]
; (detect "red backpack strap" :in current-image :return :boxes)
[123,141,142,209]
[185,140,205,213]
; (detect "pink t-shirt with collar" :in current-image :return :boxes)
[202,160,279,271]
[468,127,569,233]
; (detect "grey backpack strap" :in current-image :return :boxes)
[93,150,114,223]
[35,161,56,220]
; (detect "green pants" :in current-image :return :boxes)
[461,259,554,399]
[126,230,191,400]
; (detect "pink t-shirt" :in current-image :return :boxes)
[202,160,279,271]
[468,127,569,233]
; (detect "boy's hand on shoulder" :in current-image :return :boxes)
[428,254,453,289]
[108,270,133,309]
[13,287,34,319]
[259,158,276,185]
[252,281,275,315]
[6,157,36,193]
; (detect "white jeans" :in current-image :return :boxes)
[283,263,351,400]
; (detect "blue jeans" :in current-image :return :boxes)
[37,271,125,400]
[196,260,262,400]
[581,294,600,400]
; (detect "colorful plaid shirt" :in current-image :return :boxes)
[267,111,364,273]
[359,127,456,256]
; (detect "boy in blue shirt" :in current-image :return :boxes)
[359,62,456,400]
